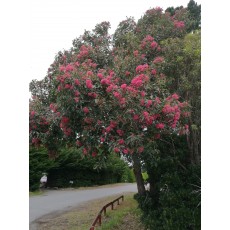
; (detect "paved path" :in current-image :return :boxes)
[30,183,137,225]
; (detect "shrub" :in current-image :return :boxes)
[29,147,132,190]
[29,147,57,191]
[135,164,201,230]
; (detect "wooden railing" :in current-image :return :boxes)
[89,195,124,230]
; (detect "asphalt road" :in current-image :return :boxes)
[29,183,137,225]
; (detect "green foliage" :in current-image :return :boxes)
[135,165,201,230]
[135,134,200,229]
[121,168,136,183]
[161,31,201,164]
[29,147,133,190]
[187,0,201,32]
[142,172,148,183]
[29,147,58,191]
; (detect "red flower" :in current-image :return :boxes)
[125,71,131,76]
[153,56,164,64]
[75,90,80,97]
[61,116,69,124]
[31,111,35,117]
[65,84,72,89]
[131,77,143,88]
[116,129,124,136]
[65,64,74,72]
[114,147,120,153]
[136,64,149,73]
[138,146,144,153]
[97,73,103,79]
[113,92,121,99]
[105,126,112,133]
[133,114,139,121]
[172,93,179,100]
[83,148,88,155]
[174,21,185,29]
[140,91,145,97]
[156,123,165,129]
[110,121,117,128]
[88,92,97,98]
[123,148,129,154]
[59,66,65,72]
[151,69,157,75]
[92,152,97,157]
[86,79,93,89]
[133,50,139,56]
[87,71,93,76]
[83,107,89,114]
[121,84,127,89]
[74,97,79,103]
[146,100,152,108]
[100,137,105,143]
[118,139,125,145]
[74,79,80,85]
[150,41,158,49]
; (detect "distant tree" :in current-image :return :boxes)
[187,0,201,31]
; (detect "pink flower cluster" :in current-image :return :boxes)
[86,79,93,89]
[59,64,74,73]
[135,64,149,73]
[141,35,155,49]
[150,41,158,49]
[116,129,124,136]
[153,56,164,64]
[133,50,139,56]
[131,74,149,88]
[143,111,155,125]
[77,45,91,59]
[83,107,89,114]
[156,123,165,129]
[174,21,185,29]
[30,111,36,117]
[60,116,72,136]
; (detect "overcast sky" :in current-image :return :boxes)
[30,0,201,83]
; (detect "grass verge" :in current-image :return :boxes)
[29,190,43,196]
[35,192,144,230]
[96,193,144,230]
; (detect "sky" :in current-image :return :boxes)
[30,0,201,83]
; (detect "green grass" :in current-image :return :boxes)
[97,194,144,230]
[29,190,43,196]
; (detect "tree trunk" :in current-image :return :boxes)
[187,119,201,165]
[132,153,146,196]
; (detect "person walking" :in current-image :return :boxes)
[40,173,47,189]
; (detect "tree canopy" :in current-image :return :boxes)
[29,2,201,197]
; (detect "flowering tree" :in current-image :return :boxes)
[30,8,191,195]
[160,31,201,164]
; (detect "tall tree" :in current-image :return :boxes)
[29,7,197,195]
[161,31,201,164]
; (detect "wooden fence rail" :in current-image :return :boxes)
[89,195,124,230]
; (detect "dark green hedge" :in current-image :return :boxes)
[29,147,134,191]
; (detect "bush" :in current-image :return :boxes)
[121,167,136,183]
[29,147,132,190]
[135,164,201,230]
[29,147,58,191]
